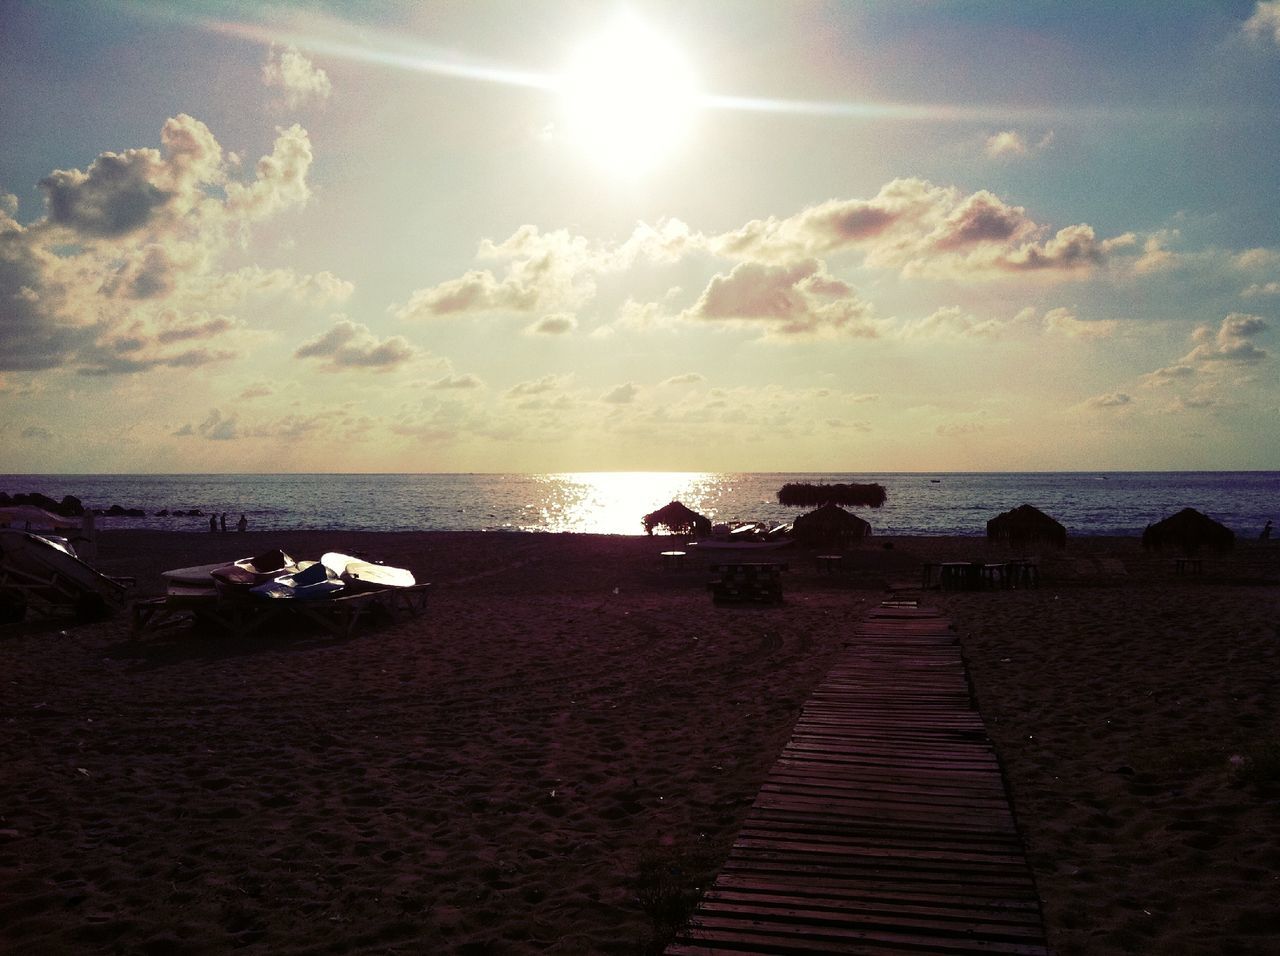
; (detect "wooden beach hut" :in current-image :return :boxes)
[641,500,712,537]
[791,503,872,548]
[1142,507,1234,553]
[986,503,1067,549]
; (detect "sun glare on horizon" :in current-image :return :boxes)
[557,15,700,177]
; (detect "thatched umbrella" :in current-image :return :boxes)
[777,482,887,508]
[791,503,872,548]
[642,500,712,537]
[1142,508,1234,553]
[986,504,1067,549]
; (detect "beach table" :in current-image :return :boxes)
[815,553,843,574]
[708,561,788,604]
[1006,558,1041,588]
[659,550,687,571]
[1174,557,1203,575]
[939,561,981,591]
[920,561,940,590]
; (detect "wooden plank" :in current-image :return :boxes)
[667,604,1046,955]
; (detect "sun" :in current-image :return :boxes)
[558,15,700,177]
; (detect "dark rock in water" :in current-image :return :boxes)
[98,504,146,517]
[155,509,170,517]
[0,492,84,516]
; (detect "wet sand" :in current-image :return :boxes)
[1,531,1277,954]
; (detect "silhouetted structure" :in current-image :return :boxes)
[791,503,872,548]
[777,482,887,508]
[642,500,712,537]
[986,504,1067,549]
[1142,508,1234,554]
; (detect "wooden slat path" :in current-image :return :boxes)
[668,603,1048,955]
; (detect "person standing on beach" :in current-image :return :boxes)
[237,514,247,532]
[220,513,227,532]
[1262,520,1272,541]
[209,514,217,533]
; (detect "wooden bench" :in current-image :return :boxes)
[708,562,788,604]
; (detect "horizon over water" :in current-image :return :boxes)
[2,471,1276,538]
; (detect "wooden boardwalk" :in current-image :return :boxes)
[667,604,1048,955]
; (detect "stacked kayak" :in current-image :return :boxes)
[162,549,414,602]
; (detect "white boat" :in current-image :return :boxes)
[250,560,344,600]
[162,562,227,586]
[321,552,415,590]
[210,549,296,592]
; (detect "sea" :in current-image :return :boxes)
[2,472,1276,538]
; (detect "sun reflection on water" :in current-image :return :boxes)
[523,472,722,535]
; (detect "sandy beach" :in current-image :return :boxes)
[2,530,1278,954]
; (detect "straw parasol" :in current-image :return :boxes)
[776,482,887,508]
[986,504,1067,549]
[642,500,712,537]
[791,503,872,548]
[1141,508,1234,553]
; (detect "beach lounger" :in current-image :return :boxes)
[0,529,131,622]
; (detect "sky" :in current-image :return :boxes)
[2,0,1279,474]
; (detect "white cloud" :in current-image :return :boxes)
[198,408,239,440]
[1141,364,1196,387]
[504,373,572,399]
[985,130,1029,158]
[294,318,415,371]
[525,313,577,335]
[263,45,332,108]
[985,129,1054,159]
[428,373,485,390]
[1241,281,1280,297]
[1085,392,1133,409]
[394,226,621,320]
[601,382,640,404]
[661,372,705,386]
[0,116,316,374]
[900,306,1001,338]
[684,258,879,339]
[1043,307,1117,339]
[1243,1,1280,46]
[1181,313,1269,365]
[709,178,1117,279]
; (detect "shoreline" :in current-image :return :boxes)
[2,531,1278,953]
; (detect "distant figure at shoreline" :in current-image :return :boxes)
[220,513,227,532]
[209,514,217,533]
[237,514,247,533]
[1262,520,1272,542]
